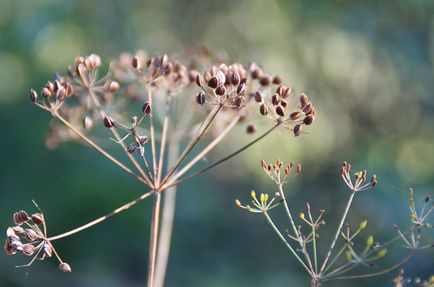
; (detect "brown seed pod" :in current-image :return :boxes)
[302,103,312,114]
[59,262,72,272]
[230,72,241,86]
[237,83,246,95]
[31,213,44,225]
[207,77,219,89]
[246,124,256,134]
[42,87,52,98]
[132,56,140,69]
[293,124,302,137]
[25,229,38,241]
[254,91,263,103]
[195,74,202,87]
[271,94,280,106]
[215,85,226,96]
[142,102,151,115]
[234,96,244,108]
[260,104,268,116]
[195,91,206,105]
[280,99,288,108]
[289,111,301,120]
[103,116,115,128]
[43,243,52,258]
[303,115,315,125]
[275,105,285,117]
[259,75,272,86]
[22,244,35,256]
[13,211,29,225]
[29,89,38,103]
[276,85,291,98]
[300,93,309,108]
[272,76,282,85]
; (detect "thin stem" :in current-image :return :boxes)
[263,211,312,276]
[147,84,158,184]
[323,244,346,274]
[156,94,171,186]
[161,122,281,190]
[160,104,222,187]
[147,192,162,287]
[55,112,148,185]
[154,142,180,287]
[87,89,152,185]
[320,192,356,275]
[48,190,154,241]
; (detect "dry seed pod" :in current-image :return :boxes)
[303,115,315,125]
[289,111,301,120]
[271,94,280,105]
[259,104,268,116]
[230,72,241,86]
[25,229,38,241]
[22,244,35,256]
[31,213,44,225]
[293,124,302,137]
[13,211,29,225]
[43,243,53,258]
[132,56,140,69]
[246,124,256,134]
[142,102,151,115]
[302,103,312,114]
[195,91,206,105]
[59,262,72,272]
[29,89,38,103]
[215,85,226,96]
[237,83,246,95]
[207,77,219,89]
[42,87,52,98]
[272,76,282,85]
[12,226,24,234]
[300,93,308,107]
[103,116,115,128]
[254,91,263,103]
[275,105,285,117]
[259,75,272,86]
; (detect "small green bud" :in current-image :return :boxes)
[359,220,368,229]
[299,213,305,219]
[366,235,374,247]
[377,248,387,258]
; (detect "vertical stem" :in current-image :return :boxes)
[154,142,180,287]
[147,84,158,184]
[147,192,162,287]
[319,192,356,275]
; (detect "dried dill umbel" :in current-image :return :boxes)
[8,50,316,287]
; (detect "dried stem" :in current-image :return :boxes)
[48,190,154,241]
[147,192,161,287]
[147,84,158,184]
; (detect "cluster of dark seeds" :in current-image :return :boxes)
[5,210,71,272]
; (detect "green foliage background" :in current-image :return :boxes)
[0,0,433,286]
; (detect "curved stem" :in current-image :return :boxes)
[48,190,154,241]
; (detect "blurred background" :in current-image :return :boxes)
[0,0,433,286]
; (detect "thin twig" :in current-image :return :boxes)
[48,190,154,241]
[147,192,162,287]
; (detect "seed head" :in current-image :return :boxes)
[13,211,29,225]
[103,116,115,128]
[29,89,38,103]
[59,262,72,272]
[31,213,44,225]
[293,124,302,137]
[142,102,151,115]
[195,92,206,105]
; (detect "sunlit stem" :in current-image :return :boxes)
[263,211,312,276]
[156,93,171,185]
[147,191,161,287]
[54,112,148,185]
[48,190,154,241]
[320,192,356,275]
